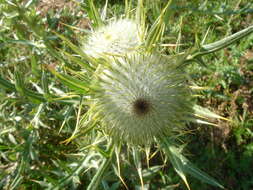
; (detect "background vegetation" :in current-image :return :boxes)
[0,0,252,189]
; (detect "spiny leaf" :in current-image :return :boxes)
[48,66,89,94]
[193,105,229,121]
[164,145,191,190]
[145,0,174,51]
[82,0,103,28]
[190,25,253,59]
[160,138,224,189]
[87,142,115,190]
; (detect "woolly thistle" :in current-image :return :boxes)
[92,53,193,145]
[83,19,141,58]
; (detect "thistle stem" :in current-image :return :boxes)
[189,25,253,59]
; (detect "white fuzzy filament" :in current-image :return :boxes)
[94,54,191,145]
[84,19,141,58]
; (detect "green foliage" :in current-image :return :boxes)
[0,0,252,190]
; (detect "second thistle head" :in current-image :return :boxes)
[83,19,141,58]
[92,53,193,145]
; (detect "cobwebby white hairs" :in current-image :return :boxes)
[92,53,192,145]
[84,19,141,58]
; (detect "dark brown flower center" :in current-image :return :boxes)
[132,98,151,116]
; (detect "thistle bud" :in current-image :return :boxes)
[93,54,192,145]
[84,19,141,58]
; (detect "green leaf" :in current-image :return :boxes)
[53,33,79,53]
[0,75,17,92]
[62,50,94,72]
[162,143,190,190]
[6,39,44,48]
[160,138,224,189]
[14,71,25,96]
[13,71,46,103]
[82,0,103,28]
[142,165,163,181]
[145,0,174,51]
[193,105,228,121]
[53,32,97,66]
[87,142,115,190]
[48,68,89,94]
[0,74,77,104]
[41,71,50,97]
[170,146,224,189]
[190,25,253,59]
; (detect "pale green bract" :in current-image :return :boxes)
[93,54,192,145]
[83,19,141,58]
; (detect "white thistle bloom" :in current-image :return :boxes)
[93,54,192,145]
[84,19,141,58]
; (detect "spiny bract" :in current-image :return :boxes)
[83,19,141,58]
[93,54,193,145]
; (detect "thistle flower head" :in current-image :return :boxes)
[84,19,141,58]
[93,54,192,145]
